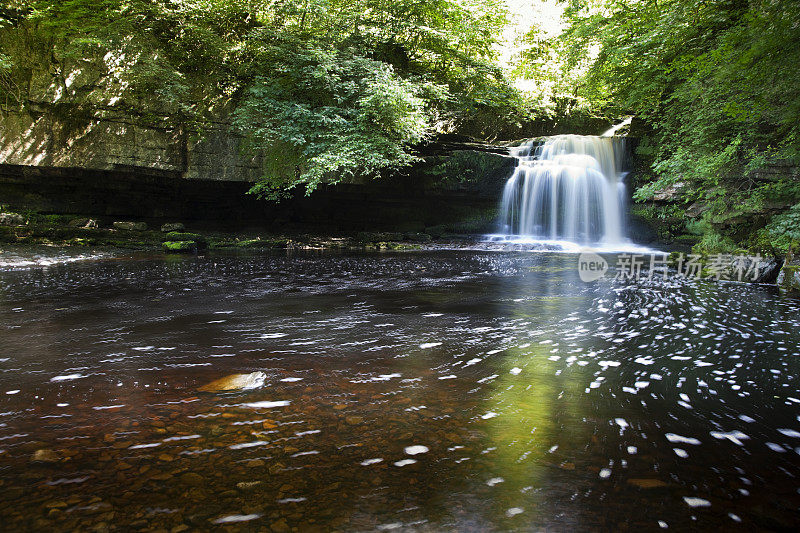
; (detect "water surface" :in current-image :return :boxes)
[1,249,799,531]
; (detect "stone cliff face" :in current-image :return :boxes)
[0,108,264,182]
[0,108,515,233]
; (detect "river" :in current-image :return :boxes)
[0,248,798,530]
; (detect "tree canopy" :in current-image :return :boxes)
[547,0,800,252]
[0,0,525,198]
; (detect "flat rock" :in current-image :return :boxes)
[113,221,147,231]
[198,371,266,392]
[161,223,185,232]
[32,449,60,462]
[0,212,25,226]
[180,473,205,487]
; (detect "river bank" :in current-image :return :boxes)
[0,211,451,253]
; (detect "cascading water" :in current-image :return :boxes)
[495,134,629,245]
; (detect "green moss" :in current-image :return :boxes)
[630,203,686,242]
[164,232,206,243]
[163,240,197,253]
[692,231,739,255]
[0,226,17,243]
[672,234,700,245]
[778,264,800,292]
[235,238,289,248]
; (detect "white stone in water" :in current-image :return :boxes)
[665,433,701,445]
[199,371,266,392]
[683,497,711,508]
[599,468,612,479]
[486,477,504,486]
[710,430,749,446]
[394,459,417,467]
[506,508,524,517]
[212,514,262,524]
[242,400,290,408]
[404,445,429,455]
[50,374,84,382]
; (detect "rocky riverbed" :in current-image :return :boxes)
[0,250,799,530]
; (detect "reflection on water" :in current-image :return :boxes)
[0,250,799,530]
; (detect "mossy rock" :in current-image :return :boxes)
[164,231,206,243]
[777,264,800,292]
[163,240,198,253]
[355,232,403,243]
[160,223,185,233]
[777,249,800,292]
[113,221,148,231]
[0,212,26,226]
[164,232,208,250]
[235,238,288,249]
[0,226,18,243]
[404,232,432,242]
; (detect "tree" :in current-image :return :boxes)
[0,0,525,199]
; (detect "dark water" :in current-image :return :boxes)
[1,249,799,531]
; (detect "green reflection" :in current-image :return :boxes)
[478,260,598,524]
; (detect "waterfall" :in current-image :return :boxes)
[496,135,629,245]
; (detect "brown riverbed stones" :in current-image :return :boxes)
[197,371,267,392]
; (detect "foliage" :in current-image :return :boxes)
[556,0,800,251]
[0,0,524,197]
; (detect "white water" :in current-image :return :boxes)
[493,135,629,246]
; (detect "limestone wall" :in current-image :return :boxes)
[0,109,263,181]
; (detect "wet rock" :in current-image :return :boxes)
[355,232,403,243]
[236,481,262,491]
[163,241,197,254]
[161,223,185,233]
[270,518,290,532]
[686,201,708,218]
[113,221,147,231]
[180,473,205,487]
[32,449,60,463]
[235,238,289,249]
[198,371,266,392]
[652,181,686,202]
[44,500,67,509]
[404,232,432,242]
[0,212,25,226]
[705,254,783,284]
[68,217,98,228]
[164,231,206,244]
[777,249,800,293]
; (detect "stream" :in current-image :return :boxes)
[0,248,798,530]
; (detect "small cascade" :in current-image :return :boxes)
[495,134,629,245]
